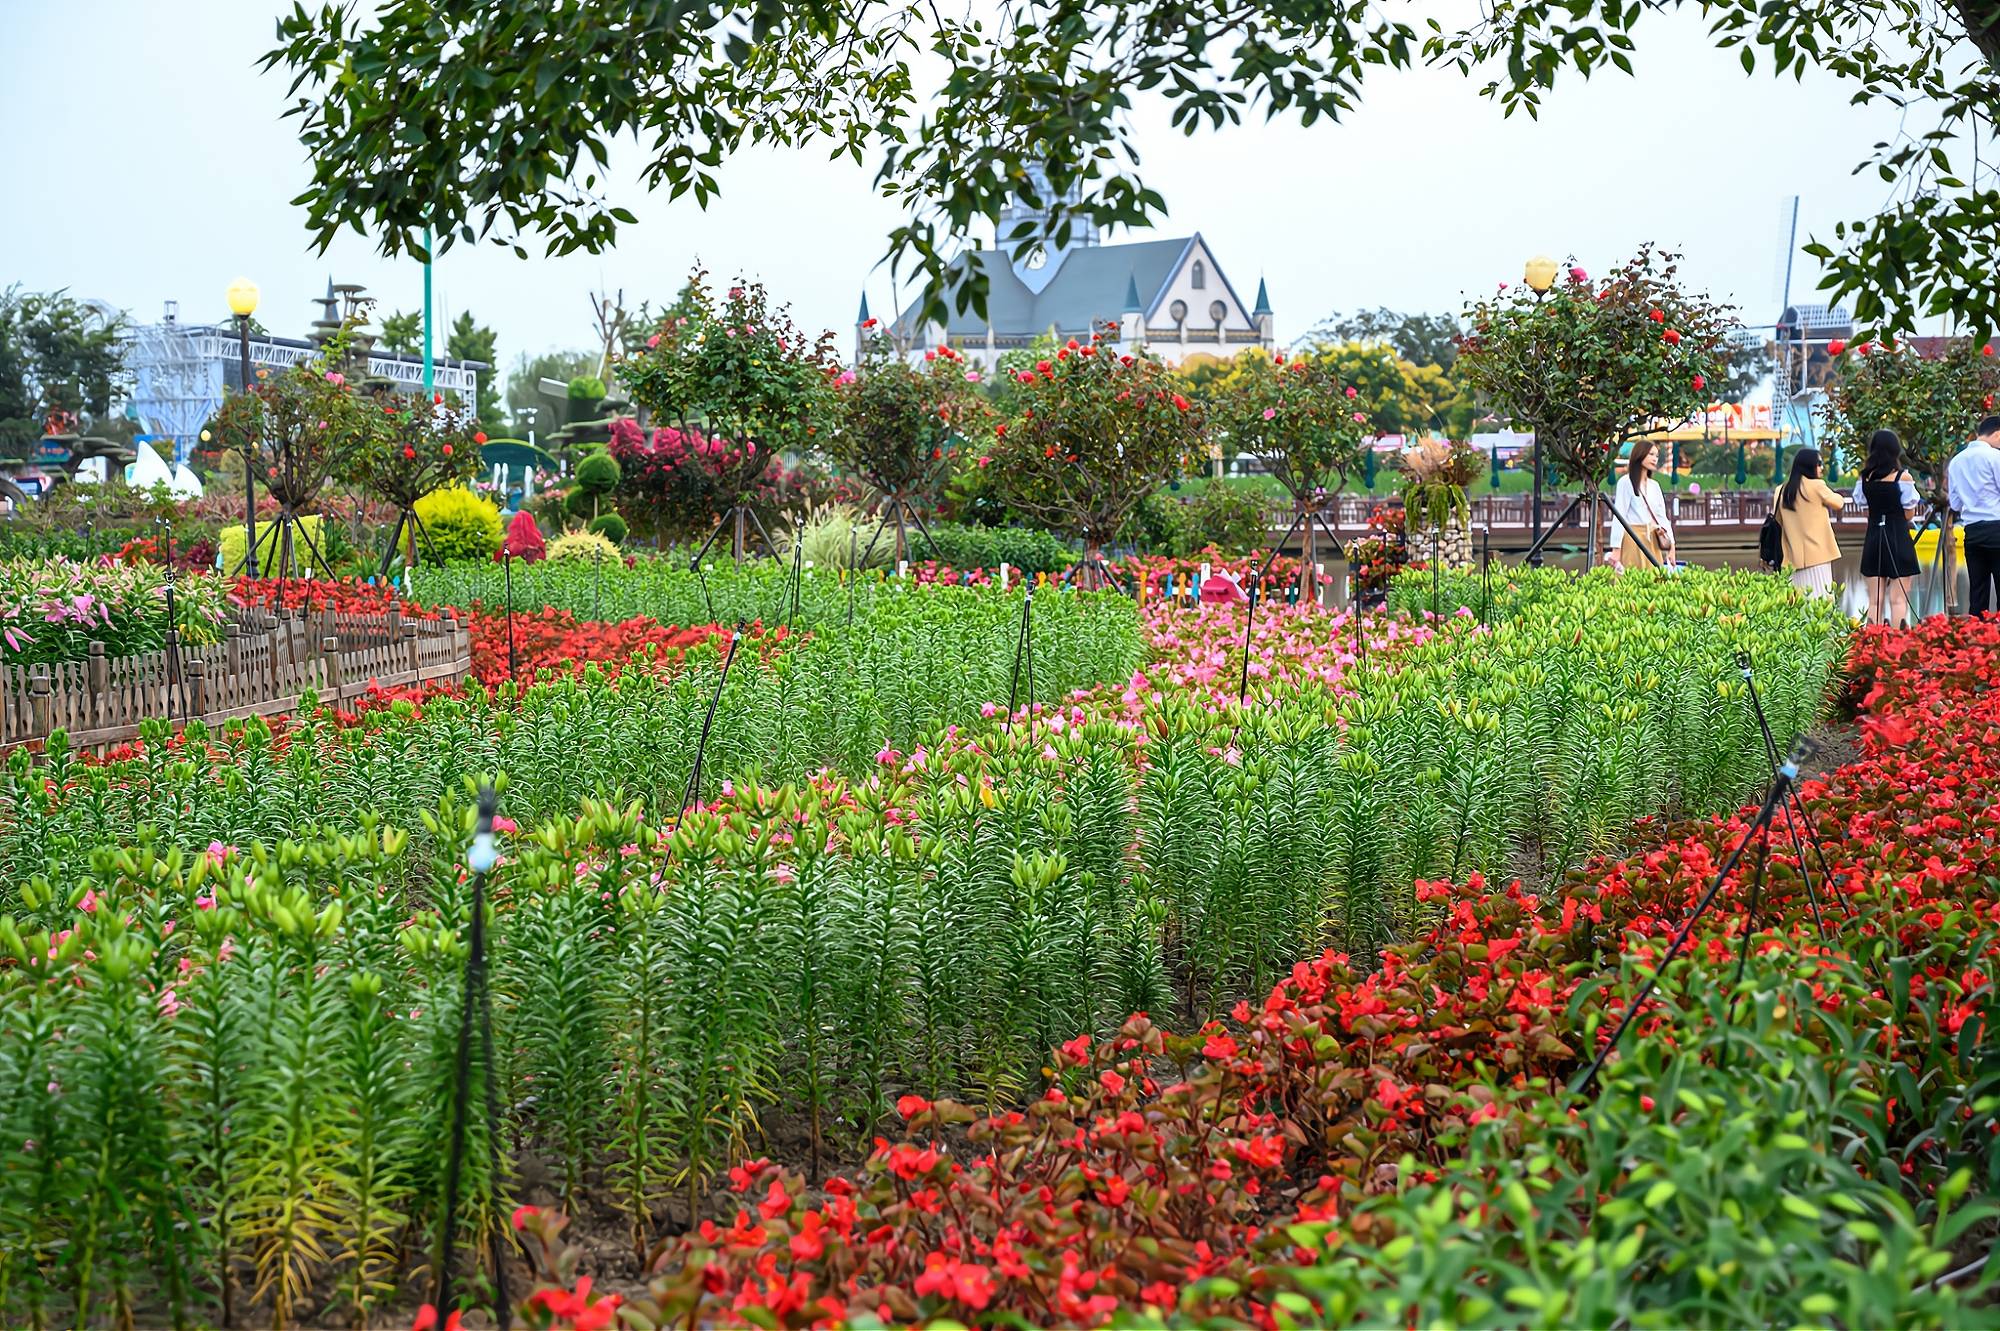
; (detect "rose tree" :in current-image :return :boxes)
[604,418,800,546]
[825,336,992,563]
[613,270,834,558]
[346,389,485,571]
[1208,351,1368,595]
[1456,248,1733,557]
[208,325,374,573]
[1820,338,2000,610]
[990,330,1205,585]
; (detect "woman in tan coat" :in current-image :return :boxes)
[1774,447,1845,598]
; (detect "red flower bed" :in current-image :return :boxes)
[477,617,2000,1328]
[229,577,780,689]
[1844,612,2000,713]
[467,605,748,687]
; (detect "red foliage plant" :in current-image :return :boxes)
[500,509,548,563]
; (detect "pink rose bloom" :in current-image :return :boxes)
[1262,408,1276,420]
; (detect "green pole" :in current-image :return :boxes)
[1772,439,1785,485]
[422,227,434,395]
[1735,439,1746,486]
[1490,438,1500,489]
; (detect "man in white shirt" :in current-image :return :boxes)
[1948,415,2000,614]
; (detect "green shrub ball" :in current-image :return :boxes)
[575,449,622,494]
[587,513,628,544]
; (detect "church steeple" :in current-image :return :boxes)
[854,291,875,363]
[998,165,1098,295]
[1252,277,1271,317]
[1252,276,1274,349]
[1121,270,1147,351]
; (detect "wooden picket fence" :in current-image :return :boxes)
[0,605,473,753]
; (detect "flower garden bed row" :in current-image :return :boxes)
[501,612,2000,1330]
[0,568,1848,1328]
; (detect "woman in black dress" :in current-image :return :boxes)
[1851,428,1921,625]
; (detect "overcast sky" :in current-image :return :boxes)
[3,0,1915,389]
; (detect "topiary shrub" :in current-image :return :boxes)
[217,517,328,576]
[585,512,627,544]
[573,449,621,502]
[412,486,504,563]
[547,529,622,564]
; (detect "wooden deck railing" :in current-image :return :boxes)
[1,604,473,752]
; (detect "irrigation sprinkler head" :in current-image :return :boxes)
[467,783,499,874]
[1735,649,1754,679]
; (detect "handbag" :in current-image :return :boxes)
[1758,509,1783,569]
[1636,484,1674,559]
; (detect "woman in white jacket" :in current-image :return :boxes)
[1609,441,1674,571]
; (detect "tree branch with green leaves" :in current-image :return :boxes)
[265,0,2000,336]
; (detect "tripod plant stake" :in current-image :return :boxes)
[1570,753,1797,1098]
[680,629,742,817]
[503,544,517,683]
[432,783,511,1329]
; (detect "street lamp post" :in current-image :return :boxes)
[226,278,261,577]
[1521,255,1558,566]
